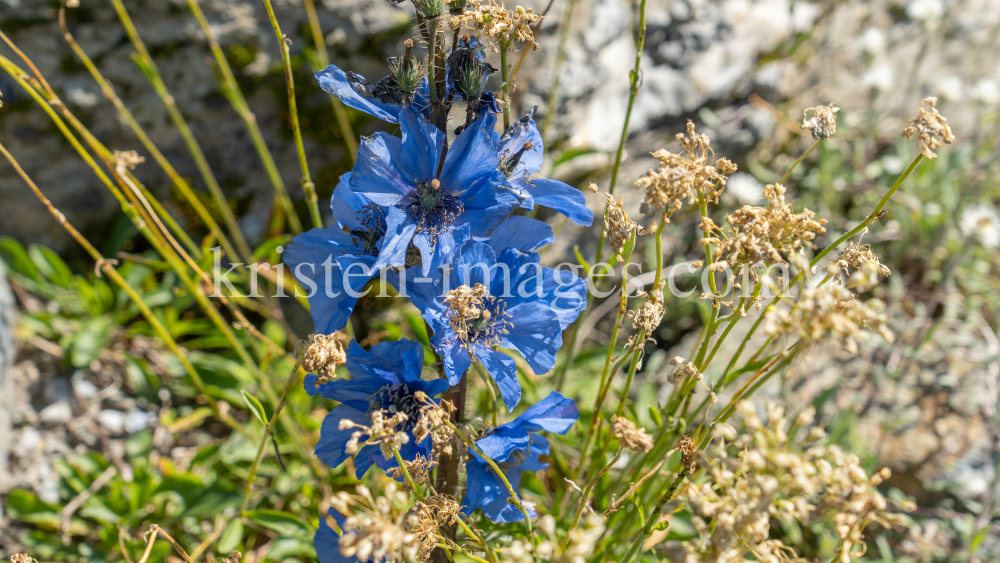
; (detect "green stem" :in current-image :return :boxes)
[561,446,624,550]
[261,0,321,229]
[471,360,499,427]
[186,0,302,234]
[593,0,647,264]
[302,0,358,161]
[779,138,822,185]
[242,351,307,513]
[500,44,511,130]
[107,0,257,258]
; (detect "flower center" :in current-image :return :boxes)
[367,383,421,431]
[408,179,465,240]
[348,204,387,255]
[444,284,513,350]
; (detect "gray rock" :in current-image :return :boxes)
[0,261,15,495]
[39,401,73,424]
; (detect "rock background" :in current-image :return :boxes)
[0,263,15,496]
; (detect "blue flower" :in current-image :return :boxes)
[307,339,449,478]
[462,391,579,523]
[350,106,518,275]
[283,174,384,334]
[285,174,469,333]
[494,109,594,227]
[392,230,586,410]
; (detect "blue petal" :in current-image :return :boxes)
[501,303,563,375]
[350,133,414,206]
[345,339,426,384]
[498,108,543,176]
[529,179,594,226]
[474,463,530,523]
[487,216,554,254]
[316,65,399,124]
[440,113,501,196]
[422,223,473,278]
[462,459,505,515]
[510,391,579,434]
[284,227,371,334]
[399,106,445,182]
[307,376,388,411]
[315,406,368,469]
[473,424,530,462]
[477,346,520,411]
[453,241,498,288]
[389,268,444,315]
[433,331,471,385]
[539,265,587,331]
[520,434,550,472]
[372,206,417,271]
[330,173,369,230]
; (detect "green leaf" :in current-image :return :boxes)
[154,473,205,505]
[719,355,773,388]
[573,245,592,275]
[244,509,313,537]
[191,443,221,468]
[635,495,645,529]
[183,484,241,518]
[217,520,244,553]
[552,148,600,169]
[648,405,663,427]
[0,237,40,282]
[406,314,431,348]
[69,315,115,368]
[29,244,74,288]
[652,519,670,531]
[241,390,269,425]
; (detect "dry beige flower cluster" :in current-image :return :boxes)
[600,191,638,261]
[449,0,543,50]
[444,283,511,350]
[340,408,411,460]
[9,556,38,563]
[663,402,903,563]
[404,494,463,560]
[764,282,892,354]
[901,97,956,159]
[412,392,459,458]
[702,183,827,276]
[612,415,654,452]
[834,240,891,291]
[304,333,347,385]
[628,281,665,339]
[665,356,702,385]
[505,513,606,563]
[388,454,439,492]
[635,121,737,223]
[330,483,420,562]
[800,103,839,140]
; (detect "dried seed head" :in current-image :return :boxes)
[705,183,827,275]
[801,103,839,140]
[450,0,543,50]
[635,121,737,222]
[612,416,654,452]
[679,435,697,473]
[304,334,347,385]
[600,191,637,261]
[340,408,411,459]
[404,494,463,560]
[901,97,955,159]
[336,483,419,562]
[411,392,458,457]
[665,356,702,385]
[113,150,145,171]
[388,453,438,493]
[628,282,665,336]
[10,556,39,563]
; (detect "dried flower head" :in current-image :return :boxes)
[678,434,697,473]
[444,283,512,350]
[334,483,419,562]
[388,453,438,493]
[10,556,39,563]
[404,494,463,560]
[113,149,145,171]
[801,103,839,139]
[764,282,893,354]
[836,240,891,291]
[704,183,827,274]
[600,191,637,261]
[665,356,702,385]
[412,392,458,457]
[628,282,665,336]
[450,0,543,50]
[340,409,411,459]
[901,97,955,159]
[612,416,654,452]
[635,121,737,222]
[304,334,348,385]
[664,402,903,563]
